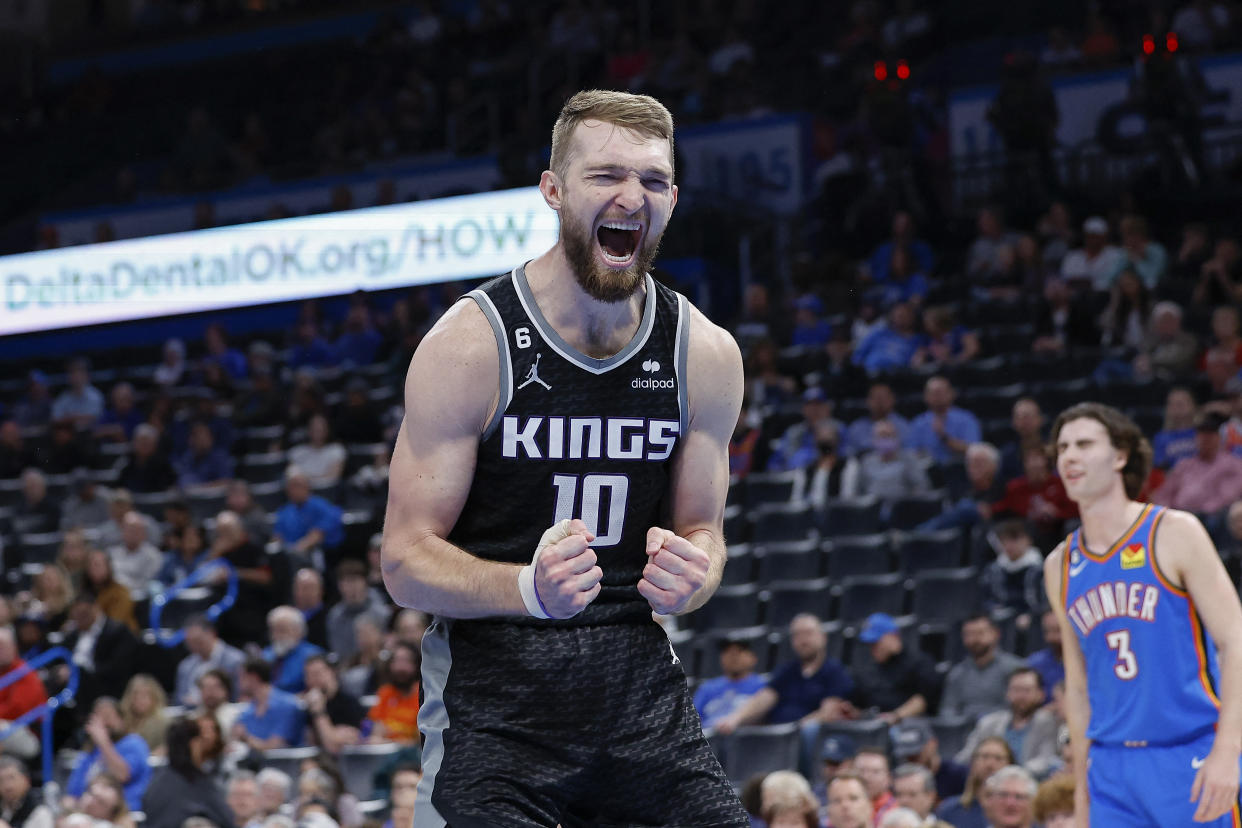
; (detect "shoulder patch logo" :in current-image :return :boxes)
[1121,543,1146,570]
[517,353,551,391]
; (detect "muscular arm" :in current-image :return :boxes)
[380,299,528,619]
[661,308,744,615]
[1045,543,1091,827]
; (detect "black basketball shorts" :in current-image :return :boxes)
[413,618,748,827]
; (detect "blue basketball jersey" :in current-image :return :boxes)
[1062,503,1222,746]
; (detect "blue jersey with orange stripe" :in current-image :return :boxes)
[1062,503,1222,746]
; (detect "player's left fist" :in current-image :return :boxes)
[638,527,709,615]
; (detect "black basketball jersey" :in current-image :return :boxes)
[447,263,690,626]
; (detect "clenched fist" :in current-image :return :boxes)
[638,527,709,615]
[533,519,603,619]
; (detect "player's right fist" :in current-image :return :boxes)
[533,518,603,619]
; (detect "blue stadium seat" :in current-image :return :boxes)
[240,425,286,454]
[240,451,289,484]
[131,490,178,521]
[686,583,764,633]
[755,538,824,584]
[894,528,964,574]
[825,535,892,580]
[751,502,818,544]
[715,724,801,787]
[820,497,883,537]
[911,567,982,625]
[931,715,975,761]
[18,532,62,566]
[835,573,907,624]
[720,543,757,587]
[959,383,1025,421]
[742,471,799,509]
[723,504,748,544]
[887,493,948,530]
[764,577,834,629]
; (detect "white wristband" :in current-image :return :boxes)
[518,564,551,619]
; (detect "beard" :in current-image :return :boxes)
[560,206,663,304]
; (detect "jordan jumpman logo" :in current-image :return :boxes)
[517,352,551,391]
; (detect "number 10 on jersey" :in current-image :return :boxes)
[552,473,629,547]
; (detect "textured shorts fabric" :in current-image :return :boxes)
[413,618,748,828]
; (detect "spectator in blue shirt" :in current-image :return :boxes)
[233,657,307,750]
[693,639,767,730]
[274,466,345,554]
[95,383,144,443]
[853,302,921,375]
[869,211,935,283]
[845,382,909,457]
[790,294,833,348]
[905,376,982,464]
[204,323,248,380]
[175,421,235,489]
[66,697,152,811]
[869,246,931,307]
[1152,386,1198,469]
[52,358,106,427]
[335,306,384,367]
[289,321,338,370]
[1025,611,1065,705]
[262,605,324,694]
[767,387,847,472]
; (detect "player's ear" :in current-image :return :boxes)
[539,170,562,211]
[1114,448,1128,472]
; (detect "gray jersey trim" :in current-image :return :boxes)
[467,289,512,442]
[411,618,452,828]
[511,265,657,375]
[674,292,691,439]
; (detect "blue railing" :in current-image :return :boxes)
[0,647,79,785]
[149,560,238,647]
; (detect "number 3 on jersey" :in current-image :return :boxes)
[552,473,629,547]
[1106,629,1138,679]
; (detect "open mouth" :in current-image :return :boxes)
[596,220,642,265]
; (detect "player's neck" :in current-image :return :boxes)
[1077,490,1145,554]
[524,249,647,359]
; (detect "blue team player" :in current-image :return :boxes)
[1045,403,1242,826]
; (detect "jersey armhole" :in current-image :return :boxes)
[467,289,512,442]
[1147,506,1187,596]
[673,293,690,439]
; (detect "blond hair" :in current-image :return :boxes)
[120,673,167,729]
[548,89,674,179]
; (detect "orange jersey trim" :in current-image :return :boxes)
[1077,503,1153,563]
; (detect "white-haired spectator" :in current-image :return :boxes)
[917,442,1004,532]
[154,338,187,387]
[292,568,329,650]
[262,606,323,694]
[256,768,294,820]
[340,615,384,698]
[227,771,263,828]
[16,468,59,534]
[273,466,344,557]
[879,808,924,828]
[1135,301,1198,380]
[892,763,955,827]
[117,423,178,494]
[107,512,163,593]
[981,765,1036,828]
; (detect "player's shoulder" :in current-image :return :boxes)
[682,298,742,374]
[403,296,499,404]
[1151,505,1214,553]
[1044,539,1068,578]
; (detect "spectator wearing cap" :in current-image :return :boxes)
[767,388,848,472]
[791,294,833,347]
[844,614,941,723]
[715,615,853,742]
[955,668,1059,779]
[1151,412,1242,513]
[274,467,344,557]
[51,358,105,427]
[891,720,968,801]
[853,302,922,376]
[174,615,246,708]
[846,383,909,458]
[693,638,766,729]
[811,734,857,805]
[892,763,956,827]
[1060,216,1122,293]
[941,615,1026,720]
[326,560,390,665]
[904,377,981,465]
[233,659,305,750]
[0,755,53,828]
[979,522,1045,625]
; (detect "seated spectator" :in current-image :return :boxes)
[292,568,329,650]
[57,529,91,591]
[853,302,922,375]
[792,421,860,506]
[204,323,248,380]
[991,447,1077,549]
[390,607,431,650]
[25,565,74,633]
[844,613,941,723]
[855,748,898,823]
[225,480,271,544]
[729,405,763,478]
[45,420,97,475]
[255,768,294,820]
[967,206,1020,283]
[855,419,929,503]
[157,523,209,587]
[1152,386,1199,470]
[120,674,169,754]
[893,763,956,827]
[846,383,909,457]
[333,378,385,445]
[76,775,137,828]
[232,659,305,750]
[11,372,51,430]
[227,771,263,828]
[108,512,163,593]
[1109,214,1167,290]
[0,628,45,760]
[273,467,344,557]
[263,606,323,694]
[59,470,110,531]
[326,560,391,664]
[1098,268,1150,350]
[767,387,847,472]
[175,421,235,489]
[289,415,347,487]
[825,771,877,828]
[303,655,365,755]
[998,399,1046,483]
[117,425,178,494]
[917,442,1004,532]
[0,755,54,828]
[1031,774,1076,828]
[95,383,144,444]
[980,520,1045,623]
[141,716,234,828]
[941,615,1027,719]
[890,720,968,801]
[904,377,981,464]
[935,737,1015,828]
[693,639,766,730]
[289,321,337,370]
[1026,611,1065,704]
[52,359,105,427]
[978,765,1037,828]
[65,697,152,811]
[195,669,242,737]
[812,734,858,805]
[234,368,285,429]
[175,616,245,708]
[14,469,60,535]
[1134,302,1198,381]
[63,594,139,709]
[84,549,138,631]
[207,512,275,647]
[384,764,421,828]
[153,339,187,388]
[745,338,797,409]
[869,211,935,284]
[1202,305,1242,370]
[367,642,421,744]
[1193,237,1242,307]
[0,421,35,480]
[790,294,833,347]
[1152,412,1242,513]
[1171,0,1231,50]
[1031,277,1097,354]
[912,306,980,368]
[97,489,162,551]
[1060,216,1121,293]
[341,617,385,699]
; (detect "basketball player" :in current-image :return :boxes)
[381,90,747,826]
[1043,403,1242,826]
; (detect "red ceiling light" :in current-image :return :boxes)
[1166,31,1179,52]
[874,60,888,81]
[1142,34,1156,55]
[896,60,910,80]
